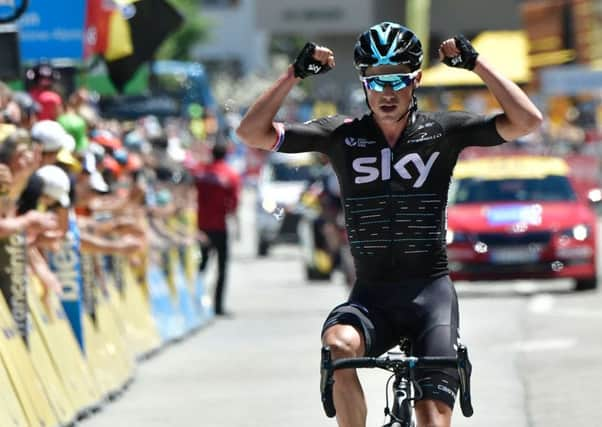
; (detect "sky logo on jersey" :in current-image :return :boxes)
[352,149,439,187]
[344,137,377,148]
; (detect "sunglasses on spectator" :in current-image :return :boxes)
[360,71,419,92]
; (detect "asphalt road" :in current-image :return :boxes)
[83,190,602,427]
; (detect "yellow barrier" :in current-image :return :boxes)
[0,295,59,427]
[28,276,102,414]
[85,281,134,397]
[1,209,210,424]
[0,355,28,427]
[120,262,161,358]
[103,282,136,383]
[28,301,77,425]
[83,310,114,399]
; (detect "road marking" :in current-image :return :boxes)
[528,294,555,313]
[512,338,576,353]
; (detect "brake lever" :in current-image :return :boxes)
[457,345,474,417]
[320,346,336,418]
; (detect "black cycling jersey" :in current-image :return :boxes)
[274,111,506,283]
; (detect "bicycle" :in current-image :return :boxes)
[320,339,474,427]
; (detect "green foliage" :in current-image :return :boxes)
[156,0,210,61]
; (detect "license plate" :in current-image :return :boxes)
[490,247,539,264]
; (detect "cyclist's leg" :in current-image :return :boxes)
[321,302,397,427]
[414,400,452,427]
[322,323,366,427]
[411,276,460,427]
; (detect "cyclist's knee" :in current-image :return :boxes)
[415,399,452,427]
[322,324,364,358]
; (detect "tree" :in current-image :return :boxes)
[156,0,209,60]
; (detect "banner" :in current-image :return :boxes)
[17,0,87,61]
[0,233,29,346]
[47,216,85,350]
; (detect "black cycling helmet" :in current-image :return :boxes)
[354,22,423,73]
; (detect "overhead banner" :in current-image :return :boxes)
[17,0,87,61]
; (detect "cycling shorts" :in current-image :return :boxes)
[321,275,460,409]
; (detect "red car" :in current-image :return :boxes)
[446,155,598,291]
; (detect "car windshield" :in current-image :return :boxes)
[449,175,577,204]
[268,162,315,182]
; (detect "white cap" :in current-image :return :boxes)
[36,165,71,207]
[82,152,109,193]
[31,120,74,153]
[89,171,109,193]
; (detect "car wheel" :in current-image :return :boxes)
[305,265,331,281]
[574,277,598,291]
[257,239,270,257]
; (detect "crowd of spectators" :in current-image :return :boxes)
[0,62,213,314]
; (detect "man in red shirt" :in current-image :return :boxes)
[194,142,241,316]
[27,63,63,121]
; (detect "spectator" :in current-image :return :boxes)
[26,62,63,121]
[11,92,41,129]
[193,142,241,316]
[58,112,89,152]
[0,130,58,239]
[17,120,79,215]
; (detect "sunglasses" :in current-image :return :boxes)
[360,71,418,92]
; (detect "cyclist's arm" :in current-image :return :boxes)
[237,45,335,151]
[439,38,543,142]
[472,57,543,141]
[236,65,301,151]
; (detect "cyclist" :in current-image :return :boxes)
[236,22,542,427]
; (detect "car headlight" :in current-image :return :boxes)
[446,229,469,245]
[560,224,590,241]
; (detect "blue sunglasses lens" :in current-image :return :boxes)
[363,74,415,92]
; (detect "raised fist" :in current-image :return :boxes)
[293,42,335,79]
[439,35,479,70]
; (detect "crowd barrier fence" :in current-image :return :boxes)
[0,210,212,426]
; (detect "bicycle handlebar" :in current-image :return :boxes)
[320,345,474,419]
[331,355,459,371]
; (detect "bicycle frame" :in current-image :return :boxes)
[320,344,473,426]
[387,358,417,427]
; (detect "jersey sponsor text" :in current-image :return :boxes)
[352,149,440,188]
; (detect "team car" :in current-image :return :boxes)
[255,152,317,256]
[446,155,598,291]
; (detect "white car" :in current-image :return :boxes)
[255,152,316,256]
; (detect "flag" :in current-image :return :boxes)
[85,0,134,61]
[105,0,183,92]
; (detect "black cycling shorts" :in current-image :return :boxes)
[321,275,460,409]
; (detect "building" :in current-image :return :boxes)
[195,0,523,102]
